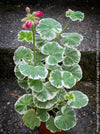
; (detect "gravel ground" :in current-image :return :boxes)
[0,78,98,134]
[0,5,100,51]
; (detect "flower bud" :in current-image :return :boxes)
[21,18,25,22]
[26,7,30,13]
[25,21,31,28]
[34,20,39,25]
[22,24,26,30]
[36,11,43,17]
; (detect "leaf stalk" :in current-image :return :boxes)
[55,18,71,42]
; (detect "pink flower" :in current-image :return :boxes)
[26,7,30,13]
[22,24,26,30]
[34,20,39,25]
[36,11,43,17]
[25,21,31,28]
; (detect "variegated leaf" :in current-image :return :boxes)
[36,108,50,122]
[41,42,64,65]
[54,106,76,130]
[33,82,59,102]
[66,9,84,21]
[46,116,61,133]
[36,18,62,41]
[35,35,46,49]
[33,95,57,109]
[49,70,76,89]
[14,65,25,80]
[63,47,81,66]
[13,46,33,65]
[67,91,89,108]
[15,94,34,114]
[62,64,82,82]
[19,64,48,80]
[28,78,43,92]
[61,33,83,47]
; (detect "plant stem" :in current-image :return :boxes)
[52,109,56,116]
[25,41,32,63]
[55,18,71,42]
[31,25,36,65]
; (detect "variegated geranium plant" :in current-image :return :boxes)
[13,7,89,133]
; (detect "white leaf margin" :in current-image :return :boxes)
[41,42,64,65]
[49,70,76,89]
[66,9,84,22]
[61,33,83,47]
[67,91,89,109]
[63,47,81,67]
[15,94,33,115]
[54,106,77,130]
[36,18,62,41]
[19,64,48,80]
[32,82,59,102]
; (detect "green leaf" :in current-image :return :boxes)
[22,109,40,130]
[49,70,76,89]
[36,51,46,66]
[33,82,59,102]
[45,64,61,71]
[13,46,33,65]
[18,30,32,42]
[64,47,81,66]
[54,106,76,130]
[67,91,89,108]
[46,116,61,133]
[57,102,67,113]
[18,78,29,91]
[66,9,84,21]
[62,64,82,82]
[33,96,58,109]
[35,35,46,49]
[61,33,83,47]
[41,42,64,65]
[36,18,62,41]
[66,92,75,101]
[19,64,48,79]
[15,94,34,114]
[49,70,62,88]
[56,111,62,116]
[58,88,67,102]
[14,65,25,80]
[28,78,43,92]
[36,108,50,122]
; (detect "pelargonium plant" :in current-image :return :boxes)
[13,7,89,133]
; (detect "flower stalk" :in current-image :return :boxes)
[31,25,36,65]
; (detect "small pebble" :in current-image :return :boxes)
[92,112,95,115]
[7,102,10,105]
[90,120,93,124]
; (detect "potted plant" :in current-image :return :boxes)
[13,7,89,134]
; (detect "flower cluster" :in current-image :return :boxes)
[22,7,43,29]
